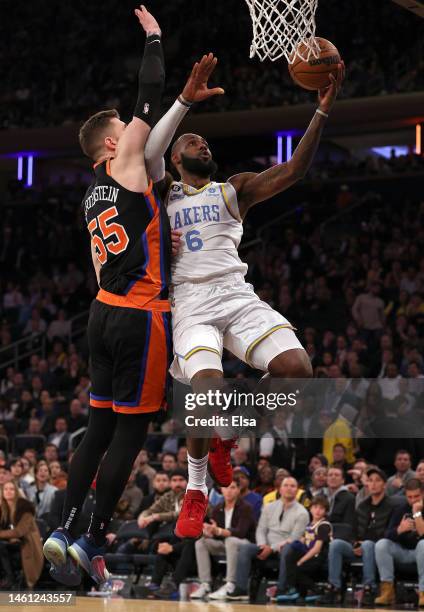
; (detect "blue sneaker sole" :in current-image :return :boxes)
[43,539,81,587]
[68,542,110,585]
[276,592,300,603]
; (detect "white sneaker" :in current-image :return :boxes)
[190,583,211,599]
[209,583,235,600]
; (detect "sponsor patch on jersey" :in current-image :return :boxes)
[170,192,184,202]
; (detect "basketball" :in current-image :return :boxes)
[289,37,341,91]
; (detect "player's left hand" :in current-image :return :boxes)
[181,53,225,104]
[317,60,345,114]
[171,230,182,256]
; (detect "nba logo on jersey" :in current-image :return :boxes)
[143,103,150,114]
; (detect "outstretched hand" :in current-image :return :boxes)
[318,60,345,113]
[134,4,161,36]
[181,53,225,104]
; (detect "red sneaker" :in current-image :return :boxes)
[174,489,208,539]
[208,437,236,487]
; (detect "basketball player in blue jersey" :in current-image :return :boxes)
[42,5,223,586]
[146,61,345,541]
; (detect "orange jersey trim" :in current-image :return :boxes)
[90,398,113,408]
[96,288,170,312]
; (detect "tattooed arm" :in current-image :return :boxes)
[229,62,345,218]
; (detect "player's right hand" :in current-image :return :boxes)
[171,230,182,257]
[181,53,225,104]
[134,5,161,36]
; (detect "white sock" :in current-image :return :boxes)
[187,453,208,496]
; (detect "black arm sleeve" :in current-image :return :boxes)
[133,34,165,127]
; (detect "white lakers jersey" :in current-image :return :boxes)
[166,180,248,285]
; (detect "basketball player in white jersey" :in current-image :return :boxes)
[145,60,345,539]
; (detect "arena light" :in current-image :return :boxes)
[276,132,296,163]
[417,124,422,155]
[26,155,34,187]
[17,156,23,181]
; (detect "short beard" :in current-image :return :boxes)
[180,154,218,179]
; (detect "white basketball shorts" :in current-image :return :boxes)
[170,273,304,379]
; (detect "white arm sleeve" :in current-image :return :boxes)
[145,99,190,183]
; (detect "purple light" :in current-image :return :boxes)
[17,156,23,181]
[276,133,294,163]
[26,155,33,187]
[286,135,293,161]
[277,135,283,164]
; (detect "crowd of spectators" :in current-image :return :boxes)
[0,147,423,600]
[1,0,423,129]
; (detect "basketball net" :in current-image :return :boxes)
[245,0,320,63]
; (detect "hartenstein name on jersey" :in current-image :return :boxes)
[84,185,120,219]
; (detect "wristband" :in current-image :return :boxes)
[413,511,422,519]
[316,108,329,119]
[178,94,193,108]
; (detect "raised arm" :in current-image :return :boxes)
[111,5,164,191]
[145,53,224,187]
[229,63,345,218]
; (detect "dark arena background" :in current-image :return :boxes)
[0,0,423,610]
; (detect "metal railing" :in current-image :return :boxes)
[0,309,90,372]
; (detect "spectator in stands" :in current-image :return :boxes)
[263,468,291,505]
[25,417,42,436]
[143,538,196,600]
[19,458,33,490]
[352,282,385,346]
[47,309,71,341]
[331,443,353,473]
[39,393,58,437]
[0,466,11,487]
[8,459,30,497]
[47,417,70,460]
[304,466,328,500]
[326,467,356,540]
[232,447,250,471]
[347,459,370,507]
[161,453,177,475]
[43,443,59,464]
[259,410,293,469]
[254,464,276,498]
[26,461,58,520]
[176,446,188,471]
[277,495,332,603]
[233,466,262,521]
[301,454,329,489]
[228,477,309,600]
[66,399,88,433]
[375,477,424,607]
[137,470,187,537]
[323,467,394,606]
[386,449,415,496]
[115,467,143,521]
[321,407,355,467]
[191,478,256,600]
[416,460,424,487]
[49,461,67,490]
[0,481,43,589]
[135,449,157,496]
[137,471,170,515]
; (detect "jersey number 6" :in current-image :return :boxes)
[186,229,203,252]
[88,206,130,265]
